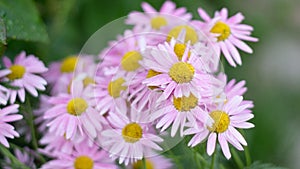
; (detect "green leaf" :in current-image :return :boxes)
[0,144,31,169]
[0,0,49,43]
[245,161,289,169]
[0,17,6,55]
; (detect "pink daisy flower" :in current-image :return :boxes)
[41,142,117,169]
[100,107,163,165]
[142,37,217,100]
[2,51,48,103]
[0,104,22,147]
[88,73,129,115]
[126,1,192,31]
[44,80,105,140]
[127,154,173,169]
[185,96,254,159]
[150,92,212,137]
[194,8,258,67]
[100,30,146,73]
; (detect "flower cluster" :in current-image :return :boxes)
[0,1,258,168]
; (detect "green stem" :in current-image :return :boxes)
[231,148,244,169]
[210,151,216,169]
[22,97,46,164]
[24,97,38,150]
[0,144,31,169]
[142,157,147,169]
[244,145,251,166]
[240,130,252,166]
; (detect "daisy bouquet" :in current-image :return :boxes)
[0,1,263,169]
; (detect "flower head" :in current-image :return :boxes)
[126,1,192,32]
[194,8,258,67]
[100,107,163,165]
[3,51,48,103]
[185,96,254,159]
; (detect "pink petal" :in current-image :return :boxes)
[198,8,211,22]
[141,2,157,13]
[218,134,231,159]
[207,133,217,156]
[220,42,236,67]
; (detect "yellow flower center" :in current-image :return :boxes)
[107,78,127,98]
[60,56,78,73]
[174,43,191,60]
[121,51,142,71]
[7,65,26,80]
[122,123,143,143]
[169,62,195,84]
[74,155,94,169]
[210,21,231,41]
[173,94,198,112]
[133,159,154,169]
[66,98,88,116]
[208,110,230,133]
[83,77,95,87]
[167,25,198,44]
[146,69,161,90]
[151,16,167,30]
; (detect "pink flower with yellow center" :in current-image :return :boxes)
[100,107,163,165]
[126,1,192,32]
[185,96,254,159]
[193,8,258,67]
[142,38,217,100]
[3,51,48,103]
[44,80,105,140]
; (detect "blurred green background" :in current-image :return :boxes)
[2,0,300,168]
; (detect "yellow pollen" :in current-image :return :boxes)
[133,159,154,169]
[208,110,230,133]
[66,98,88,116]
[60,56,78,73]
[107,78,127,98]
[167,25,198,44]
[151,16,167,30]
[146,69,161,90]
[173,94,198,112]
[83,77,95,87]
[74,156,94,169]
[122,123,143,143]
[210,21,231,41]
[169,62,195,84]
[146,69,161,78]
[174,43,191,60]
[7,65,26,80]
[121,51,142,71]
